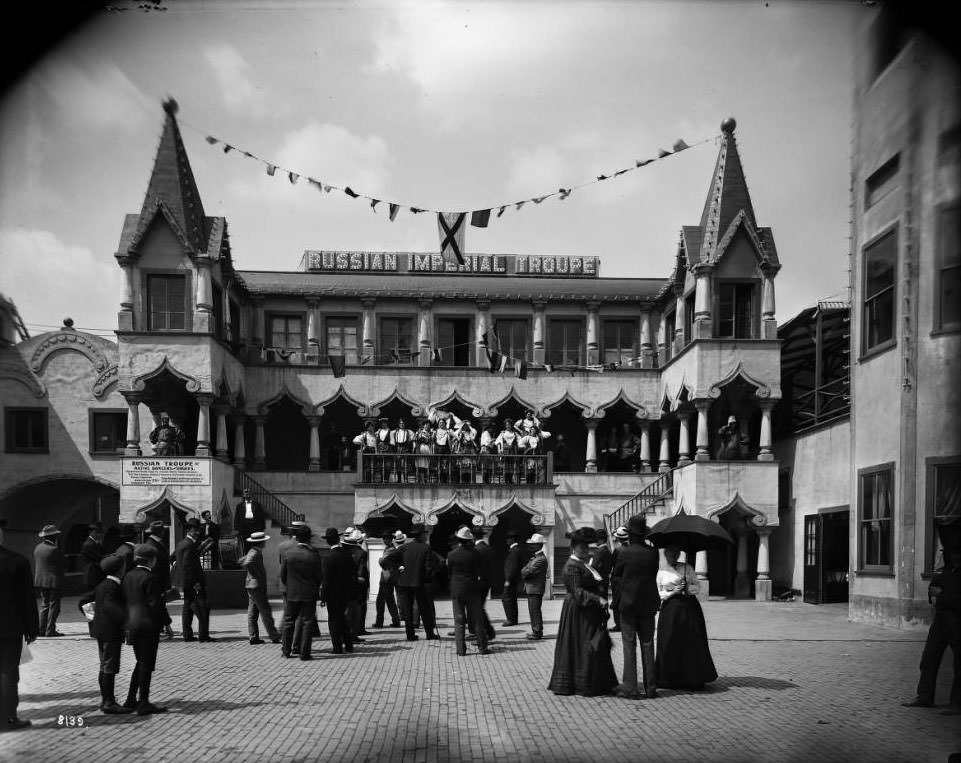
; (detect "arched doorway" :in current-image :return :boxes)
[488,505,539,595]
[138,368,200,456]
[596,399,644,472]
[711,376,763,461]
[264,396,309,470]
[429,506,478,597]
[708,510,758,598]
[360,504,416,540]
[319,395,365,471]
[542,400,587,472]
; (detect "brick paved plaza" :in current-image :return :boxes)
[1,598,958,763]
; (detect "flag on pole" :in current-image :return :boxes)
[635,158,653,168]
[328,355,346,378]
[438,212,467,264]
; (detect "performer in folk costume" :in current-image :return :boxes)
[453,415,479,482]
[430,412,456,483]
[374,417,393,481]
[519,424,551,483]
[353,420,379,481]
[414,420,434,483]
[391,418,415,483]
[149,413,185,457]
[479,422,497,483]
[494,419,521,484]
[616,423,642,473]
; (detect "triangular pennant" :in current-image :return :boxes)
[309,178,323,190]
[558,188,571,200]
[515,201,526,211]
[370,199,381,211]
[323,184,333,193]
[672,139,690,152]
[242,151,254,158]
[328,355,346,378]
[496,206,507,218]
[597,174,609,181]
[205,135,218,145]
[344,187,359,198]
[437,212,467,264]
[223,144,233,154]
[470,209,491,228]
[410,207,425,214]
[515,359,528,380]
[389,203,400,221]
[657,148,671,158]
[288,172,299,184]
[635,158,653,168]
[266,164,277,177]
[613,169,628,177]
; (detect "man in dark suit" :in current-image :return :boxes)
[122,544,170,715]
[34,524,66,637]
[611,515,660,700]
[609,525,630,632]
[501,533,524,626]
[200,510,221,569]
[341,529,370,642]
[81,521,106,592]
[242,531,280,645]
[281,526,322,660]
[521,533,549,640]
[591,528,614,597]
[145,521,175,640]
[320,527,354,654]
[447,526,489,656]
[278,522,306,654]
[234,488,267,554]
[472,528,496,641]
[174,518,213,642]
[112,525,138,574]
[0,519,40,732]
[373,531,402,629]
[85,554,131,714]
[396,526,438,641]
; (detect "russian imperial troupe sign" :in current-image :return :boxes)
[301,251,599,277]
[122,459,211,486]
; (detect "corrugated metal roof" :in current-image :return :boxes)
[237,270,666,302]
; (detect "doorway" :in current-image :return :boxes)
[803,508,849,604]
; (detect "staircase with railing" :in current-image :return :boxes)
[602,469,674,536]
[236,470,305,528]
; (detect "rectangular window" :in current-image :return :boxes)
[436,318,471,366]
[147,274,186,331]
[212,282,224,340]
[325,316,359,365]
[865,155,900,209]
[717,283,755,339]
[229,300,241,345]
[269,314,303,350]
[937,204,960,331]
[928,459,961,571]
[494,319,529,362]
[90,410,127,454]
[858,464,894,572]
[663,311,676,362]
[548,319,584,366]
[684,293,696,344]
[862,229,897,354]
[602,320,636,365]
[380,317,415,364]
[5,407,48,453]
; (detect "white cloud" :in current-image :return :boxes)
[0,229,121,332]
[204,43,272,117]
[230,122,392,208]
[35,59,153,132]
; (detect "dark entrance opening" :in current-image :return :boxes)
[437,318,472,367]
[428,506,477,597]
[139,369,199,456]
[803,509,849,604]
[264,396,309,470]
[708,511,758,598]
[492,398,527,431]
[361,506,416,540]
[597,399,643,472]
[543,400,586,472]
[319,395,365,471]
[488,506,538,595]
[376,398,416,427]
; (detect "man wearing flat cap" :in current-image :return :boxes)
[611,515,660,700]
[281,526,323,660]
[34,524,66,637]
[81,522,106,592]
[174,518,213,642]
[447,526,489,656]
[521,533,549,641]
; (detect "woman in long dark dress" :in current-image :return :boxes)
[548,527,618,697]
[655,546,718,690]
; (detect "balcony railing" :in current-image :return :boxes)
[357,452,553,486]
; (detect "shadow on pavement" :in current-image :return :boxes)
[161,698,290,714]
[708,675,798,691]
[19,689,102,701]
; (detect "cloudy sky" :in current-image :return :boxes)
[0,0,863,337]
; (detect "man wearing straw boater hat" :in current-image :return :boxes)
[34,524,66,637]
[609,525,630,633]
[242,531,281,645]
[341,528,370,642]
[521,533,549,641]
[447,525,490,656]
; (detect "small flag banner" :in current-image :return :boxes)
[185,116,713,228]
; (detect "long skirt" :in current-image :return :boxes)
[655,594,718,689]
[547,599,617,697]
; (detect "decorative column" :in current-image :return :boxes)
[694,399,711,461]
[673,286,686,353]
[638,421,651,472]
[693,264,713,339]
[758,401,775,461]
[532,300,546,365]
[677,412,692,466]
[195,393,213,457]
[734,528,751,598]
[361,298,376,360]
[640,309,653,368]
[307,415,321,472]
[117,256,136,331]
[585,419,599,473]
[194,260,213,333]
[252,297,266,349]
[307,299,320,353]
[761,264,778,339]
[214,405,230,462]
[122,393,142,456]
[475,300,491,366]
[657,312,668,366]
[586,300,600,365]
[695,550,709,602]
[222,279,233,341]
[232,414,247,470]
[418,300,433,367]
[658,419,671,473]
[253,415,267,471]
[755,527,773,601]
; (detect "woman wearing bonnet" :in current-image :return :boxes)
[655,546,718,690]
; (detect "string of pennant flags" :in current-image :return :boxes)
[183,118,715,265]
[262,327,646,379]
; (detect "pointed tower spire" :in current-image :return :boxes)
[697,118,758,261]
[137,98,208,253]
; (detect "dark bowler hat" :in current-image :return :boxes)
[294,526,313,542]
[101,554,125,576]
[595,528,608,541]
[148,520,167,534]
[133,543,157,561]
[410,524,427,539]
[185,517,201,530]
[323,527,341,543]
[88,521,104,532]
[566,527,598,547]
[627,515,649,538]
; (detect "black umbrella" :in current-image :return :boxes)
[646,508,734,554]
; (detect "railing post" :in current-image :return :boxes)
[546,451,553,484]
